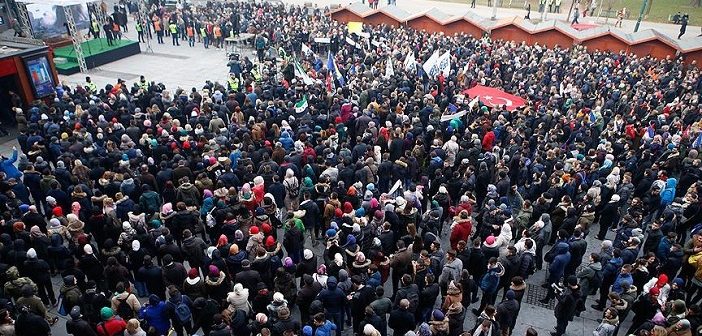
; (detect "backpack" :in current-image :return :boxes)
[285,180,299,198]
[520,253,535,276]
[590,268,603,295]
[116,294,135,319]
[405,288,419,311]
[479,271,499,293]
[175,301,192,323]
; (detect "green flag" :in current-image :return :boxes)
[295,96,308,113]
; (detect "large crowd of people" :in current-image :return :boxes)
[2,0,702,336]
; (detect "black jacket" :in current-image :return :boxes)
[388,308,415,336]
[66,318,98,336]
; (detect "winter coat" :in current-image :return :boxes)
[317,277,346,313]
[495,298,520,329]
[139,301,170,335]
[576,262,602,296]
[548,243,571,283]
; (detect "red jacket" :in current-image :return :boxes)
[482,131,495,151]
[450,219,472,250]
[97,318,127,336]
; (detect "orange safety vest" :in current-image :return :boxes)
[154,21,161,32]
[214,26,222,38]
[187,27,194,37]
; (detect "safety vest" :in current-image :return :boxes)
[200,27,207,37]
[251,68,262,83]
[187,27,194,37]
[135,22,143,32]
[539,0,545,4]
[555,0,561,4]
[139,80,148,90]
[86,81,97,93]
[154,21,161,32]
[169,23,177,34]
[92,21,100,32]
[227,77,239,91]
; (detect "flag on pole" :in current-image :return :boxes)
[385,56,394,78]
[295,96,308,113]
[589,111,597,124]
[422,51,439,76]
[693,132,702,149]
[403,52,416,72]
[301,43,314,57]
[327,52,345,87]
[294,60,314,85]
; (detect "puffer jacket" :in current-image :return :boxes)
[548,243,571,283]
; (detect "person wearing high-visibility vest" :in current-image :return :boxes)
[91,19,100,39]
[200,26,208,49]
[547,0,553,12]
[186,25,195,47]
[138,75,148,91]
[538,0,546,12]
[251,67,262,84]
[135,20,144,43]
[213,25,222,49]
[153,17,163,44]
[85,76,97,94]
[169,22,179,46]
[227,74,240,92]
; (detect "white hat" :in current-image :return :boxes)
[610,194,621,203]
[26,248,37,259]
[83,244,93,255]
[304,249,313,260]
[438,186,448,194]
[132,240,141,251]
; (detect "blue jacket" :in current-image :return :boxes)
[602,257,623,282]
[317,277,345,313]
[140,301,170,335]
[660,178,677,206]
[280,131,294,151]
[0,149,21,180]
[656,238,672,263]
[548,242,571,283]
[612,273,633,294]
[314,321,337,336]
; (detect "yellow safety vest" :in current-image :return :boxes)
[227,77,239,91]
[252,68,262,83]
[86,81,97,93]
[169,23,177,34]
[139,80,148,90]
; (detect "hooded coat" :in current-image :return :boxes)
[548,243,571,283]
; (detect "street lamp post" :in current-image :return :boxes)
[634,0,649,32]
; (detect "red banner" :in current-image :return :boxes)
[463,85,527,111]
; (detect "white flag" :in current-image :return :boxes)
[403,52,416,72]
[301,43,313,56]
[434,51,451,77]
[422,51,439,76]
[385,56,394,78]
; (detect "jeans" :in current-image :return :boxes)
[328,312,344,336]
[134,281,149,297]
